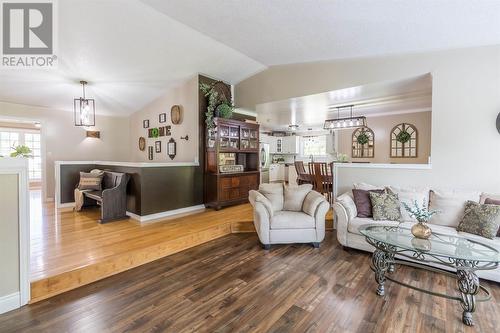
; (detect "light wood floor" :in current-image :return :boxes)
[4,232,499,332]
[29,190,333,302]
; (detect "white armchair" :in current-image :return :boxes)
[248,183,329,249]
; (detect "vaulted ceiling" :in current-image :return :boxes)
[1,0,499,116]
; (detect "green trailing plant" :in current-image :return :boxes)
[10,145,33,158]
[200,82,234,130]
[396,130,411,144]
[356,131,370,145]
[402,200,439,223]
[216,102,233,119]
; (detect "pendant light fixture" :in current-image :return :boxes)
[74,80,95,126]
[323,105,366,130]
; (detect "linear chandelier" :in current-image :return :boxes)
[74,80,95,127]
[323,105,366,130]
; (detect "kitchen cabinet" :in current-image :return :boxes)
[281,136,299,154]
[269,163,285,182]
[269,136,299,154]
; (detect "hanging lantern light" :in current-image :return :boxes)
[74,80,95,126]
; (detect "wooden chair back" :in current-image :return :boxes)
[308,162,333,204]
[294,161,311,185]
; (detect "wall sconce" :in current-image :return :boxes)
[181,135,189,140]
[86,130,100,138]
[167,138,176,160]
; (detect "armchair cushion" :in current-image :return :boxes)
[271,211,315,230]
[249,190,274,218]
[303,191,327,216]
[259,183,284,212]
[284,184,313,211]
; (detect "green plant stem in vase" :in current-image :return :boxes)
[402,200,439,240]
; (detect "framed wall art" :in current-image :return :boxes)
[138,137,146,151]
[148,146,153,160]
[155,141,161,153]
[167,138,176,160]
[143,119,150,128]
[171,105,183,124]
[159,113,167,123]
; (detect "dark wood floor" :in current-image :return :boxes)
[1,232,499,333]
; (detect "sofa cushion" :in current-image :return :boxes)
[480,193,500,204]
[284,184,312,212]
[354,182,384,191]
[259,183,284,212]
[352,189,384,218]
[347,217,400,235]
[271,211,315,230]
[457,232,500,252]
[370,191,402,221]
[456,201,500,239]
[388,186,430,223]
[336,193,357,220]
[429,189,481,227]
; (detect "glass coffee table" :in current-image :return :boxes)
[359,225,499,326]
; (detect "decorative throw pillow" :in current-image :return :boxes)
[428,189,481,227]
[259,183,284,212]
[284,184,313,212]
[336,193,357,220]
[369,190,402,221]
[78,171,104,190]
[456,201,500,239]
[388,186,430,222]
[484,198,500,236]
[352,189,384,218]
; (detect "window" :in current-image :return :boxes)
[0,131,19,157]
[25,133,42,180]
[0,129,41,180]
[302,135,327,156]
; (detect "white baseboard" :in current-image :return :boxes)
[58,201,205,223]
[0,292,20,314]
[126,204,206,222]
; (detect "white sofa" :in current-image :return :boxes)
[334,185,500,283]
[249,183,329,249]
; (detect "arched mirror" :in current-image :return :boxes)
[390,123,418,158]
[352,127,375,158]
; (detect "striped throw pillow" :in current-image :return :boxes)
[78,172,103,190]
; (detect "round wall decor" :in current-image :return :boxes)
[138,137,146,151]
[497,112,500,134]
[171,105,183,124]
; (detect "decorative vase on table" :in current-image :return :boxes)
[402,200,439,240]
[411,221,432,239]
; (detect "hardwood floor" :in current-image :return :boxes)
[29,189,334,302]
[5,232,499,332]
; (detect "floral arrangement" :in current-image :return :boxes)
[396,130,411,144]
[402,200,439,223]
[10,145,33,158]
[200,82,234,130]
[356,131,370,145]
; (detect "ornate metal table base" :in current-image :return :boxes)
[368,238,495,327]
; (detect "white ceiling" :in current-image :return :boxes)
[142,0,500,65]
[0,0,265,116]
[1,1,499,117]
[256,74,432,132]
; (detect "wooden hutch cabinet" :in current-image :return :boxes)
[204,118,260,210]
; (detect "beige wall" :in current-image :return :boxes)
[236,45,500,193]
[129,76,199,163]
[337,111,431,164]
[0,174,20,297]
[0,102,131,199]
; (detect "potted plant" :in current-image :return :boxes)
[200,83,234,130]
[402,200,439,239]
[10,145,33,158]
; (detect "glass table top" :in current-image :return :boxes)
[360,224,500,263]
